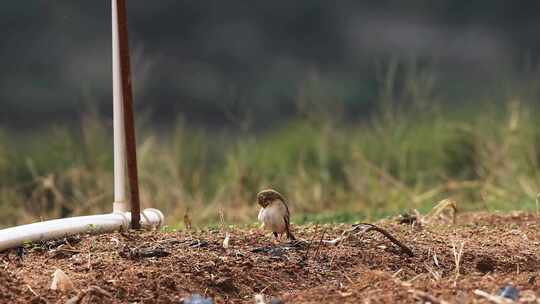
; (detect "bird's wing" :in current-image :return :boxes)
[275,193,291,222]
[281,199,295,240]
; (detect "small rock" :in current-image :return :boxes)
[496,285,519,301]
[212,277,238,293]
[181,294,213,304]
[270,298,284,304]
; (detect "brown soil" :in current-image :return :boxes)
[0,212,539,303]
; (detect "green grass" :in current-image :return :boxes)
[0,76,539,228]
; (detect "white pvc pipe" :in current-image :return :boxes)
[112,0,127,213]
[0,0,166,252]
[0,209,164,252]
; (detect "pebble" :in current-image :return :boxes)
[182,294,213,304]
[496,285,519,301]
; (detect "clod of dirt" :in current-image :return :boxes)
[251,242,306,258]
[252,246,287,258]
[50,269,74,292]
[476,256,496,273]
[211,277,238,293]
[48,244,81,259]
[29,296,47,304]
[181,293,213,304]
[397,212,418,225]
[41,235,82,250]
[119,245,170,259]
[189,240,209,248]
[159,276,177,290]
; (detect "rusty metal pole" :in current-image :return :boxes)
[116,0,141,229]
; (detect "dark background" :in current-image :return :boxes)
[2,1,540,129]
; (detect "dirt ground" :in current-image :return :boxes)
[0,212,539,303]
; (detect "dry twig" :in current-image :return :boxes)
[451,239,465,284]
[66,285,113,304]
[302,224,320,261]
[26,285,38,297]
[324,223,414,257]
[313,227,328,261]
[219,209,231,250]
[409,289,450,304]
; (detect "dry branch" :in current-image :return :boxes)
[66,285,113,304]
[324,223,414,257]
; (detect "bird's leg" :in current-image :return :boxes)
[273,232,280,246]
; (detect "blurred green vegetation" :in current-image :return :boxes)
[0,65,539,228]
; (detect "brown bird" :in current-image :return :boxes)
[257,189,296,240]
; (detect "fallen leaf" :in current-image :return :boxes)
[50,269,74,292]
